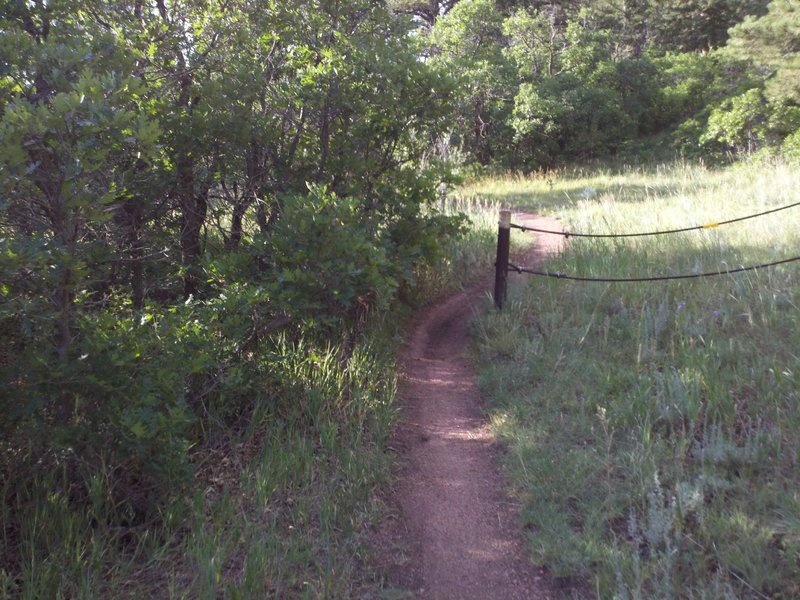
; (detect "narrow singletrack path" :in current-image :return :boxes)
[379,213,565,599]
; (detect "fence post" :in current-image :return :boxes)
[494,209,512,309]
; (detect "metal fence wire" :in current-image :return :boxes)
[508,257,800,283]
[493,203,800,307]
[509,200,800,239]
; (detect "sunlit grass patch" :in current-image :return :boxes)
[412,195,502,301]
[470,158,800,598]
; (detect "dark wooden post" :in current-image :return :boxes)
[494,209,511,309]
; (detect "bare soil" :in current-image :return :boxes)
[372,214,565,600]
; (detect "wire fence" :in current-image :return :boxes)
[494,202,799,308]
[509,200,800,239]
[508,256,800,283]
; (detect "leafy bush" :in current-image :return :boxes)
[1,291,265,520]
[702,88,769,152]
[500,9,659,168]
[782,128,800,160]
[264,187,398,328]
[651,52,719,127]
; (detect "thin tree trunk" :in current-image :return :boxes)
[473,97,491,165]
[317,88,331,182]
[229,198,250,249]
[56,265,72,364]
[178,153,207,299]
[124,198,145,308]
[173,50,207,299]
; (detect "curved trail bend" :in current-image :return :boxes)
[382,213,565,600]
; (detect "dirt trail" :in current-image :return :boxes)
[377,214,565,600]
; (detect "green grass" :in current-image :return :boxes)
[469,157,800,598]
[1,332,398,599]
[412,195,502,301]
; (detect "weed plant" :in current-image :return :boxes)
[471,158,800,598]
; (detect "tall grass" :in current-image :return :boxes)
[470,158,800,598]
[412,195,502,301]
[1,330,398,599]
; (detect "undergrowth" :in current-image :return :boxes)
[412,195,501,301]
[470,157,800,599]
[2,330,398,599]
[0,198,496,599]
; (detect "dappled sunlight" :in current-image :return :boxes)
[417,418,495,443]
[439,424,494,442]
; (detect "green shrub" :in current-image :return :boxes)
[652,52,718,126]
[702,88,769,152]
[782,128,800,160]
[264,186,398,329]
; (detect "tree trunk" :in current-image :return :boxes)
[178,153,207,299]
[56,264,72,364]
[318,86,332,182]
[230,141,267,248]
[124,198,145,308]
[229,198,249,249]
[473,97,491,165]
[173,49,207,299]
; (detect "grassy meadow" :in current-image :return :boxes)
[465,159,800,598]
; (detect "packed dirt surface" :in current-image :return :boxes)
[375,213,565,600]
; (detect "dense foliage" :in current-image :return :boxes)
[423,0,800,170]
[0,1,463,590]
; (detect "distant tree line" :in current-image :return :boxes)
[401,0,800,169]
